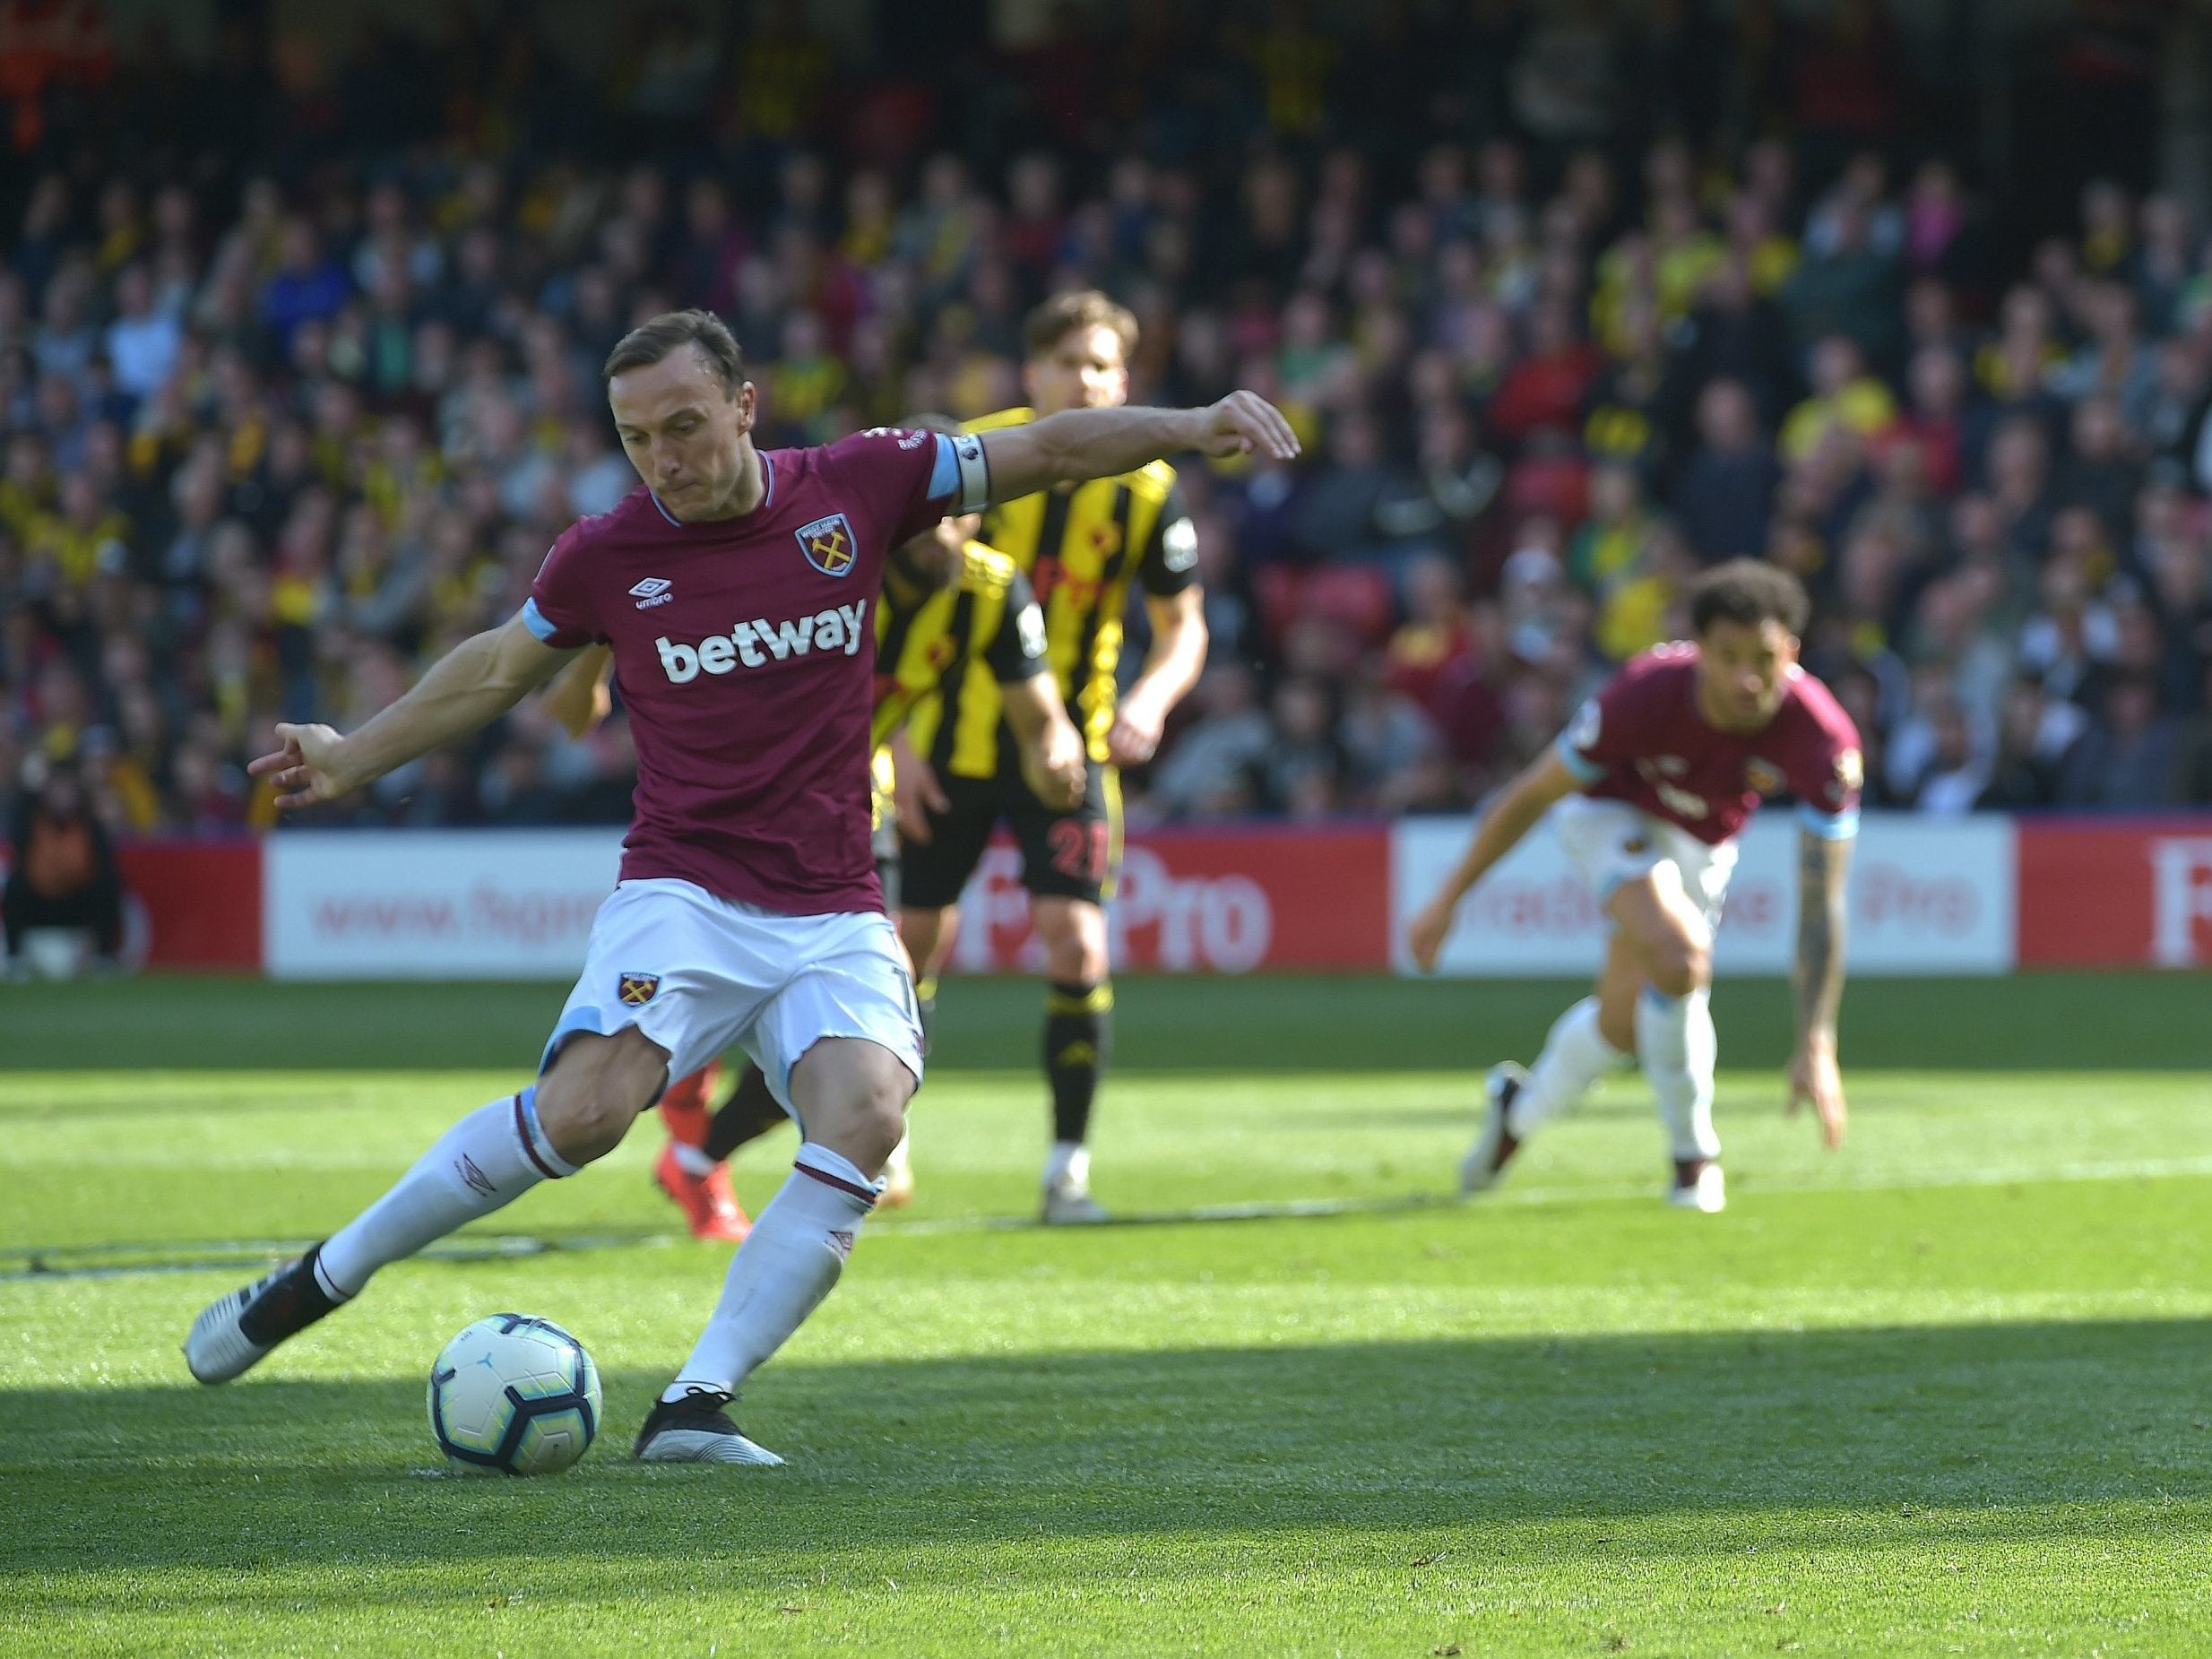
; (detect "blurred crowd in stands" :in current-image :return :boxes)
[4,0,2212,842]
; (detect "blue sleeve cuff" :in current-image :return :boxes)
[926,432,958,501]
[1798,803,1860,840]
[520,598,560,643]
[1554,732,1604,784]
[926,430,991,512]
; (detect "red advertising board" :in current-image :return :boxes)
[2016,820,2212,968]
[941,826,1391,973]
[116,841,264,970]
[51,817,2212,975]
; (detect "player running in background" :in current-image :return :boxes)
[183,308,1296,1466]
[1405,562,1860,1212]
[899,291,1209,1223]
[545,490,1088,1237]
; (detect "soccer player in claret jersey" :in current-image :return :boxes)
[181,310,1297,1465]
[1405,562,1862,1212]
[540,464,1088,1238]
[646,500,1090,1222]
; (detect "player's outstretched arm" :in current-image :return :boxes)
[249,611,580,809]
[975,393,1300,503]
[1787,827,1853,1148]
[1002,675,1087,811]
[1405,747,1582,972]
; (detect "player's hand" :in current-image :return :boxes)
[1405,894,1459,974]
[1194,391,1301,462]
[893,737,949,844]
[1107,687,1167,768]
[1023,725,1087,812]
[247,722,355,809]
[1786,1033,1847,1150]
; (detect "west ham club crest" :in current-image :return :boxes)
[796,513,857,577]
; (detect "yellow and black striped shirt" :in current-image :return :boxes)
[873,538,1050,782]
[963,406,1197,766]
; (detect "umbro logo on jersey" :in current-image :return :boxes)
[630,576,675,609]
[655,600,871,682]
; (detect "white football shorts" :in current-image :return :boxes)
[540,878,921,1112]
[1552,795,1738,929]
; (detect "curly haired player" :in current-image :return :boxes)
[1407,561,1862,1212]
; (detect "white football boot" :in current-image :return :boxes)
[1667,1158,1727,1213]
[1041,1143,1109,1224]
[1460,1063,1528,1196]
[1041,1179,1110,1225]
[184,1247,339,1383]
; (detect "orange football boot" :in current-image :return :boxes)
[654,1143,752,1242]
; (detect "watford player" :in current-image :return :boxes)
[900,292,1207,1223]
[544,471,1085,1239]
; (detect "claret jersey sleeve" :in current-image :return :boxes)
[1783,673,1865,839]
[1555,668,1643,787]
[523,523,607,649]
[825,427,990,550]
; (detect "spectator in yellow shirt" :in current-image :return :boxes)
[1779,334,1897,463]
[25,473,130,589]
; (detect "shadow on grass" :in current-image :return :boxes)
[4,1318,2208,1578]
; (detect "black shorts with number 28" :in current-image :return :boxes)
[898,764,1122,911]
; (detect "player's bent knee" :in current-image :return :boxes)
[1646,929,1711,998]
[536,1028,669,1164]
[851,1083,909,1158]
[1033,898,1108,981]
[789,1039,912,1172]
[1044,939,1105,983]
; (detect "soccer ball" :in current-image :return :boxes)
[427,1313,601,1476]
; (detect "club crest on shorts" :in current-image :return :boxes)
[796,513,856,577]
[618,971,661,1007]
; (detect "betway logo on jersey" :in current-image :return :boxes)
[656,600,869,682]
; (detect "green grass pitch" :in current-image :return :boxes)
[4,972,2210,1656]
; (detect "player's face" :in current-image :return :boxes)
[1696,616,1799,730]
[608,345,758,521]
[1025,324,1128,416]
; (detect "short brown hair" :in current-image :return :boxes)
[1023,289,1138,361]
[602,309,747,395]
[1689,559,1810,636]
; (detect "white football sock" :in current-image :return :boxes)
[1044,1140,1089,1191]
[661,1142,878,1402]
[1636,987,1721,1162]
[316,1088,576,1300]
[1506,997,1628,1137]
